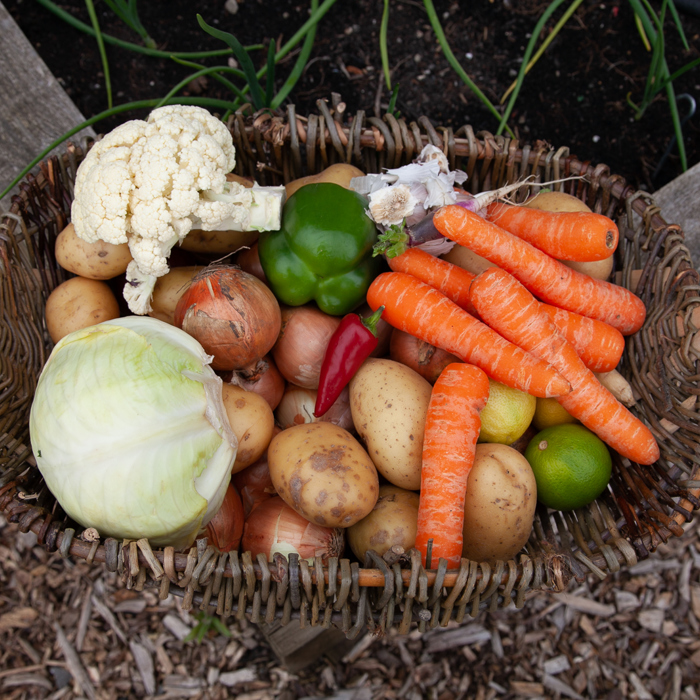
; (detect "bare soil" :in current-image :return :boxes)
[6,0,700,190]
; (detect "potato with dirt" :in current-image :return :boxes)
[285,163,365,198]
[347,484,419,562]
[221,384,275,473]
[462,443,537,564]
[55,223,132,280]
[148,265,203,325]
[349,358,432,490]
[267,422,379,528]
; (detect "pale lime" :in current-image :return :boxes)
[478,380,536,445]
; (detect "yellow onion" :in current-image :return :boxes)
[241,496,344,562]
[204,483,245,552]
[236,242,267,284]
[272,305,341,389]
[390,328,461,384]
[232,454,277,517]
[224,355,286,411]
[174,265,281,371]
[275,384,354,432]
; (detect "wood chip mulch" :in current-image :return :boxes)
[2,513,700,700]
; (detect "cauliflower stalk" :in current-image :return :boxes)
[71,105,285,314]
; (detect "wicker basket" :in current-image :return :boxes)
[2,98,700,638]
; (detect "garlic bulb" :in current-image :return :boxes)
[368,184,418,227]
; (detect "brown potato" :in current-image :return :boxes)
[524,191,592,213]
[148,265,204,325]
[349,358,432,490]
[285,163,365,198]
[222,384,275,473]
[347,485,419,562]
[562,256,614,281]
[268,422,379,528]
[55,223,132,280]
[441,244,496,276]
[177,229,259,254]
[462,443,537,564]
[44,276,120,343]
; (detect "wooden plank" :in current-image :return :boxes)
[652,160,700,264]
[0,1,95,210]
[261,621,358,672]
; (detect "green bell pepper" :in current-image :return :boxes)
[257,182,382,316]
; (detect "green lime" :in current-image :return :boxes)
[524,424,612,511]
[532,397,578,431]
[478,380,536,445]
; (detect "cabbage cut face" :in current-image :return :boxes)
[29,316,238,550]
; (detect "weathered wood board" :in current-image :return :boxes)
[652,159,700,263]
[261,621,360,673]
[0,1,95,210]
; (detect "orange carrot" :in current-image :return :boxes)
[539,304,625,373]
[434,205,646,335]
[387,247,478,314]
[388,247,624,372]
[486,202,618,262]
[366,271,571,398]
[469,267,659,465]
[415,362,489,569]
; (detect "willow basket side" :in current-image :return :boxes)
[2,101,699,637]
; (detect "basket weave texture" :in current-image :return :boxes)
[2,99,700,637]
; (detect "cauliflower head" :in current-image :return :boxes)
[70,105,263,314]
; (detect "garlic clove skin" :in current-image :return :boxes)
[417,143,451,173]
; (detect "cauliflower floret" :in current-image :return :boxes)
[72,120,149,245]
[70,105,284,315]
[122,231,180,315]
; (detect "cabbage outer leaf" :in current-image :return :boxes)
[30,316,237,549]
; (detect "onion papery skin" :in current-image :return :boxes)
[236,242,267,284]
[389,329,461,384]
[232,455,277,517]
[275,384,354,432]
[241,497,344,562]
[272,305,341,389]
[224,356,286,411]
[205,483,245,552]
[174,265,282,372]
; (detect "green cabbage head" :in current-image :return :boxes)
[29,315,238,550]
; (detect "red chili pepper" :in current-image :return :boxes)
[314,306,385,417]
